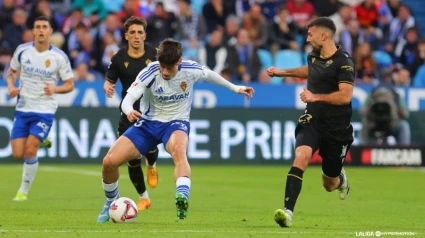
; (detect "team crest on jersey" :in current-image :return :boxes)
[145,59,151,65]
[326,59,333,66]
[124,62,129,68]
[45,59,51,68]
[180,81,187,92]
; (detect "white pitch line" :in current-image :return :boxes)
[40,166,129,179]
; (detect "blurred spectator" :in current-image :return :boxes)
[50,32,65,48]
[202,0,225,33]
[73,62,96,81]
[339,0,363,6]
[95,14,123,49]
[225,28,262,83]
[355,0,378,28]
[269,7,299,53]
[220,68,232,81]
[177,0,207,60]
[354,42,378,84]
[242,4,268,48]
[72,0,108,27]
[314,0,344,17]
[61,7,90,36]
[385,4,415,57]
[49,0,72,17]
[146,2,177,47]
[408,39,425,79]
[340,19,365,55]
[116,0,143,26]
[26,0,60,32]
[387,0,402,18]
[259,0,283,21]
[385,5,416,58]
[222,14,240,47]
[101,31,119,70]
[102,0,125,13]
[1,8,27,52]
[66,22,89,62]
[198,29,227,73]
[360,69,411,145]
[394,68,411,86]
[74,31,102,72]
[0,48,12,77]
[136,0,155,18]
[330,4,353,43]
[398,27,418,67]
[0,0,16,32]
[21,28,33,43]
[286,0,315,34]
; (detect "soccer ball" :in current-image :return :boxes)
[109,197,138,223]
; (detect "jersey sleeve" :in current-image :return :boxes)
[106,53,119,83]
[58,55,74,80]
[338,54,355,85]
[10,47,24,71]
[126,64,158,99]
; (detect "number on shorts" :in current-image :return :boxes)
[134,119,144,127]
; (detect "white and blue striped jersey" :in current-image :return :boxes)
[10,42,74,114]
[126,60,240,122]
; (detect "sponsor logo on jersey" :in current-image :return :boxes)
[124,62,129,68]
[181,81,187,92]
[45,59,51,68]
[157,92,190,103]
[326,59,333,66]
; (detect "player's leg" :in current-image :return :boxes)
[320,139,352,200]
[163,121,191,219]
[98,123,156,223]
[118,115,152,210]
[145,147,159,188]
[275,125,319,227]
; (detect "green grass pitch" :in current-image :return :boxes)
[0,164,424,238]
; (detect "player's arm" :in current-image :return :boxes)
[121,67,153,122]
[7,48,22,98]
[267,65,308,78]
[104,54,119,98]
[301,57,354,105]
[54,55,75,94]
[202,68,254,99]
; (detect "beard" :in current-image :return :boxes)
[311,44,322,52]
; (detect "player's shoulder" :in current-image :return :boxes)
[50,45,70,63]
[137,61,160,81]
[14,42,33,54]
[144,43,157,54]
[179,60,204,72]
[335,47,353,63]
[111,47,128,61]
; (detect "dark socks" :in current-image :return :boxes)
[145,149,158,166]
[127,159,146,194]
[284,167,304,212]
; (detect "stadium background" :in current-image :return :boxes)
[0,0,425,166]
[0,1,424,237]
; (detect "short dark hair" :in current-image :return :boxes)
[307,17,336,36]
[33,16,51,28]
[124,16,147,32]
[157,38,183,67]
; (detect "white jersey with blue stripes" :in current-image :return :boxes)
[127,60,207,122]
[10,42,74,114]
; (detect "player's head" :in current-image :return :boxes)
[124,16,147,50]
[33,16,52,44]
[306,17,336,52]
[156,38,183,80]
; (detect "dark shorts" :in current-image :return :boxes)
[295,124,353,177]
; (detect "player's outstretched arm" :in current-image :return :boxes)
[104,79,116,98]
[121,93,142,122]
[266,66,308,78]
[203,68,254,99]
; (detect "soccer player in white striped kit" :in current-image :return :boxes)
[7,16,74,201]
[97,38,254,222]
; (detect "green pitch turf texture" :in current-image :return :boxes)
[0,164,424,238]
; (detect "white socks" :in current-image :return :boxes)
[102,181,119,201]
[176,177,191,199]
[18,158,39,194]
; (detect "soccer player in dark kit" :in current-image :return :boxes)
[267,17,354,227]
[103,16,158,211]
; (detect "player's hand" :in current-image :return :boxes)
[300,87,315,103]
[238,86,255,100]
[104,83,116,98]
[44,82,55,96]
[266,67,279,77]
[127,110,142,122]
[8,87,19,98]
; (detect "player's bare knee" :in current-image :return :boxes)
[12,149,24,160]
[170,144,187,160]
[102,154,118,171]
[293,154,309,170]
[24,146,38,158]
[323,183,334,192]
